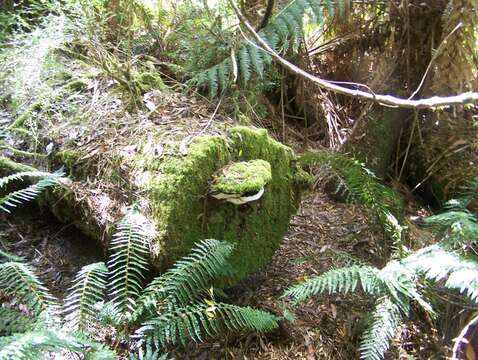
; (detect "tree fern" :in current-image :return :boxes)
[0,169,64,213]
[63,262,108,329]
[0,261,59,318]
[359,296,403,360]
[137,302,279,347]
[107,209,153,319]
[191,0,351,94]
[138,239,234,315]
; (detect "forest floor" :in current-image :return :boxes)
[0,190,447,359]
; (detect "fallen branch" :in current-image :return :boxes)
[230,2,478,110]
[451,313,478,360]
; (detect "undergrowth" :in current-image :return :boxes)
[0,173,279,358]
[284,177,478,360]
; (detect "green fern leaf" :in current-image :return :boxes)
[190,0,350,95]
[0,261,59,317]
[0,169,64,213]
[108,209,153,319]
[0,307,32,335]
[217,59,231,94]
[129,339,170,360]
[283,265,383,303]
[207,66,219,98]
[137,302,278,347]
[406,245,478,302]
[64,262,108,329]
[0,171,55,189]
[299,151,404,246]
[238,45,251,84]
[0,329,116,360]
[359,296,403,360]
[247,42,265,79]
[138,239,234,314]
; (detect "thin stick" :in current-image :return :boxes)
[408,23,463,100]
[451,313,478,360]
[230,2,478,110]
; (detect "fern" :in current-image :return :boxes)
[0,307,32,335]
[137,239,234,315]
[0,329,115,360]
[0,261,59,318]
[405,244,478,302]
[283,265,383,303]
[283,258,432,359]
[191,0,351,94]
[359,296,403,360]
[0,169,64,213]
[300,151,405,250]
[63,262,108,329]
[137,302,279,347]
[129,339,170,360]
[0,171,55,189]
[107,209,153,319]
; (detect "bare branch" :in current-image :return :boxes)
[230,1,478,110]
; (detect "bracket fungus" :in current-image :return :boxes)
[210,159,272,205]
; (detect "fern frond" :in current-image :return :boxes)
[129,339,170,360]
[0,330,83,360]
[0,169,64,213]
[137,302,278,347]
[282,265,383,303]
[405,245,478,302]
[377,261,432,314]
[424,209,478,247]
[247,42,265,79]
[359,296,403,360]
[300,151,404,246]
[63,262,108,330]
[0,329,115,360]
[0,261,59,317]
[239,45,251,84]
[207,66,219,98]
[0,307,32,335]
[107,209,153,319]
[138,239,234,314]
[191,0,351,92]
[0,171,54,188]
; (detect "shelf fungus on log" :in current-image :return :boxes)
[210,159,272,205]
[9,126,311,284]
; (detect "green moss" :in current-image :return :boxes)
[53,149,82,176]
[63,79,87,91]
[211,159,272,194]
[0,156,36,174]
[7,101,42,130]
[138,126,306,282]
[134,71,166,92]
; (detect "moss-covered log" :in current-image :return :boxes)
[134,126,308,281]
